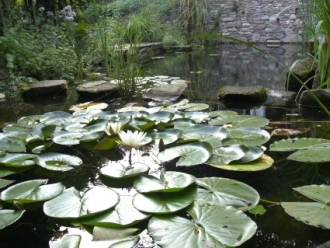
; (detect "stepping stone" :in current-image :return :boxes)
[22,80,67,98]
[76,80,119,100]
[142,82,187,103]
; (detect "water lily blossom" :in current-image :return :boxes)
[117,130,146,148]
[105,122,122,136]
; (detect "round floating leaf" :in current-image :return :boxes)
[148,201,257,248]
[0,179,15,189]
[181,131,227,149]
[208,110,238,119]
[206,144,248,165]
[49,235,81,248]
[100,162,149,179]
[281,202,330,229]
[35,152,83,172]
[184,112,209,123]
[80,132,103,142]
[134,171,196,193]
[0,131,29,144]
[147,111,174,123]
[0,140,26,153]
[208,154,273,171]
[269,138,330,152]
[70,102,108,112]
[170,118,196,130]
[40,111,72,125]
[53,131,83,145]
[82,195,150,227]
[195,177,260,210]
[209,115,269,128]
[158,142,213,166]
[0,153,37,167]
[235,146,264,163]
[293,184,330,204]
[94,136,119,150]
[151,129,181,145]
[82,119,108,133]
[133,187,196,214]
[26,124,56,143]
[0,209,25,230]
[0,179,64,203]
[176,103,209,112]
[287,144,330,163]
[43,187,119,219]
[223,127,270,146]
[17,115,40,125]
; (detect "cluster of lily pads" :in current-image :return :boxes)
[1,99,330,247]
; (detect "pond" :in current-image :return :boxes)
[1,44,330,248]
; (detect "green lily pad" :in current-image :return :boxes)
[34,152,83,172]
[0,131,29,144]
[208,110,238,119]
[158,141,213,166]
[43,187,119,219]
[223,127,270,146]
[170,118,196,130]
[208,154,274,171]
[0,179,64,203]
[235,146,264,163]
[184,112,209,123]
[269,138,330,152]
[287,143,330,163]
[0,153,37,167]
[100,162,149,179]
[53,131,83,145]
[176,103,209,112]
[17,115,40,125]
[151,129,181,145]
[181,129,227,148]
[40,111,72,125]
[147,111,174,123]
[94,136,119,150]
[82,195,150,227]
[82,119,108,133]
[209,114,269,128]
[206,144,248,165]
[134,171,196,193]
[294,184,330,204]
[0,140,26,153]
[26,124,56,143]
[0,209,25,230]
[0,179,15,189]
[195,177,260,210]
[148,200,257,248]
[133,186,196,214]
[49,235,81,248]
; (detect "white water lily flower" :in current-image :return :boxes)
[105,122,122,136]
[117,130,147,148]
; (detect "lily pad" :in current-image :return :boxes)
[269,138,330,152]
[158,141,213,166]
[82,195,150,227]
[40,111,72,125]
[0,140,26,153]
[176,103,209,112]
[43,187,119,219]
[34,153,83,172]
[26,124,56,143]
[133,186,196,214]
[208,110,238,119]
[52,131,83,146]
[49,235,81,248]
[151,129,181,145]
[0,179,15,189]
[208,154,274,171]
[223,127,270,146]
[209,114,269,128]
[134,171,196,193]
[0,209,25,230]
[195,177,260,210]
[148,200,257,248]
[0,153,37,167]
[0,179,64,203]
[147,111,174,123]
[206,144,248,165]
[100,162,149,179]
[287,143,330,163]
[184,112,209,123]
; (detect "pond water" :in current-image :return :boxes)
[1,44,330,248]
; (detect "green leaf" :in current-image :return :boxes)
[0,140,26,153]
[287,143,330,163]
[208,154,273,171]
[0,179,64,203]
[293,184,330,204]
[209,115,269,128]
[82,195,150,227]
[94,136,118,150]
[0,179,15,189]
[26,124,56,143]
[0,153,37,167]
[148,201,257,248]
[206,144,247,165]
[133,186,196,214]
[53,131,83,145]
[281,202,330,229]
[184,112,209,123]
[0,209,25,230]
[49,235,81,248]
[223,127,270,146]
[249,205,266,216]
[100,162,149,179]
[195,177,260,210]
[43,187,119,219]
[134,171,195,193]
[176,103,209,112]
[208,110,238,119]
[0,131,29,144]
[158,142,213,166]
[93,226,139,241]
[40,111,72,125]
[147,111,174,123]
[235,146,264,163]
[269,138,330,152]
[35,153,83,172]
[170,118,196,130]
[151,129,181,145]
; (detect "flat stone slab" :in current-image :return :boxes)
[142,82,187,102]
[22,80,67,98]
[217,86,267,102]
[76,80,119,100]
[299,88,330,109]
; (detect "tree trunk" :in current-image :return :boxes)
[28,0,36,26]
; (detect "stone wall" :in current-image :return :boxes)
[206,0,303,43]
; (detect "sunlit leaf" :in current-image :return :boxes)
[269,138,330,152]
[0,153,37,167]
[287,143,330,163]
[100,162,149,179]
[35,153,83,171]
[53,131,83,145]
[151,129,181,145]
[223,127,270,146]
[206,144,247,165]
[0,209,25,230]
